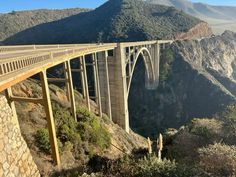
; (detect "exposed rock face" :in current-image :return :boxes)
[0,95,40,177]
[129,31,236,137]
[174,22,213,40]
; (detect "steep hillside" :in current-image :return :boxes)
[0,8,89,43]
[129,31,236,137]
[146,0,236,34]
[2,0,211,44]
[10,79,147,176]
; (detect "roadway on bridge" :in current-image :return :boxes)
[0,45,102,59]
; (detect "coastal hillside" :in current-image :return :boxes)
[129,31,236,137]
[146,0,236,34]
[0,8,89,43]
[2,0,211,44]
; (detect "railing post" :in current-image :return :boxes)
[64,61,77,121]
[39,70,61,167]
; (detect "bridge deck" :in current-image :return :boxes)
[0,40,173,92]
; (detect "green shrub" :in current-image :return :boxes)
[51,103,111,160]
[77,107,111,150]
[220,105,236,141]
[135,155,177,177]
[90,118,111,149]
[189,118,223,141]
[198,143,236,177]
[160,49,174,82]
[35,128,51,154]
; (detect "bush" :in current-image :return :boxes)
[51,103,111,160]
[35,128,51,154]
[160,49,174,82]
[198,143,236,177]
[77,106,111,150]
[189,118,223,140]
[135,155,177,177]
[220,105,236,143]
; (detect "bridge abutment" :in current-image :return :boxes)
[0,94,40,177]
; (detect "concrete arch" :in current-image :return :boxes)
[127,47,155,96]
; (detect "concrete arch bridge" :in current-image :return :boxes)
[0,40,172,166]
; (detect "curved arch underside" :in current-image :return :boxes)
[126,47,156,96]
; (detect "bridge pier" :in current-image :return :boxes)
[80,56,90,111]
[40,71,60,166]
[97,51,112,119]
[148,43,160,89]
[64,61,77,121]
[108,44,129,133]
[92,53,103,117]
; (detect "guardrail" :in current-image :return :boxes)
[0,43,116,53]
[0,44,117,77]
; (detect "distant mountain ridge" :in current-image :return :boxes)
[0,8,89,43]
[146,0,236,34]
[1,0,212,44]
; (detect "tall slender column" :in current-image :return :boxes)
[97,51,112,119]
[92,53,102,117]
[40,71,60,166]
[64,61,77,121]
[152,42,160,88]
[81,56,90,111]
[79,56,86,98]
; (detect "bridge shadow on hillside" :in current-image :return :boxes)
[3,0,122,45]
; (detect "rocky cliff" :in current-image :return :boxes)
[174,22,212,40]
[129,31,236,137]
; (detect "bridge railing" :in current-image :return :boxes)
[0,43,116,53]
[0,44,117,77]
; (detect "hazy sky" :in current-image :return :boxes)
[0,0,236,13]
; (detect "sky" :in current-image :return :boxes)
[0,0,236,13]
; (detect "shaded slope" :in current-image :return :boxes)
[3,0,205,44]
[0,8,89,43]
[129,31,236,137]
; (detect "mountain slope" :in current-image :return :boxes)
[0,8,89,43]
[146,0,236,34]
[2,0,211,44]
[129,31,236,137]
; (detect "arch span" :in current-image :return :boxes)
[126,47,155,96]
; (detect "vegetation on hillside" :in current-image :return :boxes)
[3,0,202,44]
[35,102,111,162]
[0,8,89,42]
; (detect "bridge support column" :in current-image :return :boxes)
[109,44,129,133]
[92,53,102,117]
[64,61,77,121]
[80,56,90,111]
[148,43,160,89]
[97,51,112,119]
[40,71,60,166]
